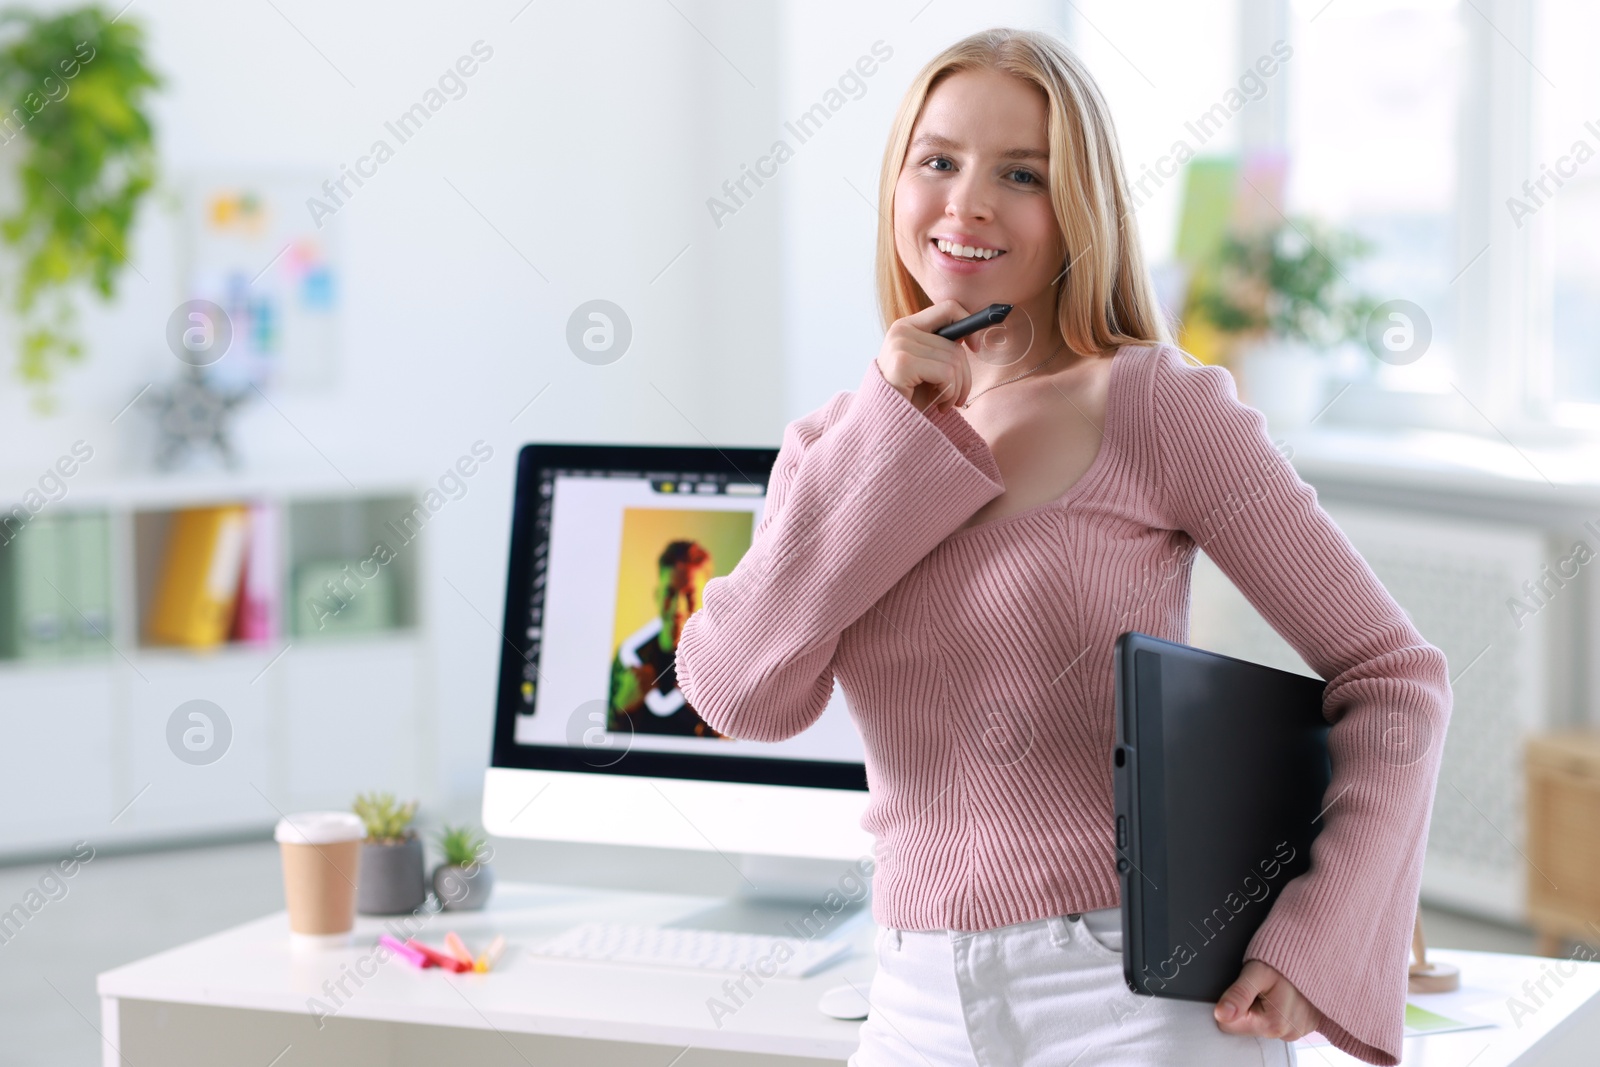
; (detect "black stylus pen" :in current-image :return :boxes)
[934,303,1013,341]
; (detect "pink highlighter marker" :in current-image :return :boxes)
[379,933,431,968]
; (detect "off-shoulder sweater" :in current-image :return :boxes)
[674,341,1452,1065]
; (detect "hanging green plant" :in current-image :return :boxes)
[0,4,161,411]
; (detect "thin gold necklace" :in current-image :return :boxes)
[959,341,1067,409]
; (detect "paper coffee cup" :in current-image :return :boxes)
[276,812,364,948]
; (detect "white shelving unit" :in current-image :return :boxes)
[0,467,436,859]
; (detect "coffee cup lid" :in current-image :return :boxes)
[275,811,365,846]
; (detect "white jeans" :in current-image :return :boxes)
[847,907,1298,1067]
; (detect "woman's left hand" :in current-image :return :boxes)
[1213,960,1324,1041]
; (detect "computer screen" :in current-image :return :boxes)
[489,443,868,792]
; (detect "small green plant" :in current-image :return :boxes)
[352,792,418,844]
[0,4,162,410]
[1191,215,1378,351]
[436,824,488,868]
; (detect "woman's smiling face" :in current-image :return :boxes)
[894,67,1066,338]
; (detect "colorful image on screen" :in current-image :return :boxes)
[605,507,753,739]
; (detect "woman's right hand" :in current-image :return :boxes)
[875,300,975,414]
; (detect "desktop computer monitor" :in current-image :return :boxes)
[482,442,875,926]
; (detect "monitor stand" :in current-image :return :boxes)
[662,853,872,941]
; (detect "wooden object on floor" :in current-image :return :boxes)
[1409,908,1461,993]
[1525,732,1600,956]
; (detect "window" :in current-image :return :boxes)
[1531,0,1600,416]
[1284,0,1466,398]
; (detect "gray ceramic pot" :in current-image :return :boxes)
[356,836,426,915]
[432,861,495,911]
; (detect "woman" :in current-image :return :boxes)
[675,27,1449,1067]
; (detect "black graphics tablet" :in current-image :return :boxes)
[1112,631,1332,1001]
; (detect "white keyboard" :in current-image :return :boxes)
[528,922,853,978]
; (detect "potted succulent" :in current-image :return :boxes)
[432,824,495,911]
[1190,215,1377,429]
[352,792,426,915]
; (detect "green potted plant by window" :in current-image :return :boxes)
[352,792,426,915]
[432,824,495,911]
[1191,215,1377,429]
[0,4,162,412]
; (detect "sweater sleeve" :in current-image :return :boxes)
[1150,346,1452,1066]
[675,358,1005,742]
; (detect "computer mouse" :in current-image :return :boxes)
[817,983,871,1020]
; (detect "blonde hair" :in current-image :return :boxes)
[875,28,1171,356]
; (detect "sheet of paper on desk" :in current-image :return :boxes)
[1400,1003,1496,1036]
[1292,1003,1496,1049]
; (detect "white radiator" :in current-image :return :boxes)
[1186,502,1553,924]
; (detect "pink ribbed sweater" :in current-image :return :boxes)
[675,341,1451,1066]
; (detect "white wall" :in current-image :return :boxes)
[0,0,791,814]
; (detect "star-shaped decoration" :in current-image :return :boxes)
[141,367,253,471]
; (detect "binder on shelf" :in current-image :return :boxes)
[0,521,20,658]
[232,503,280,643]
[0,513,66,660]
[146,505,250,648]
[64,512,112,657]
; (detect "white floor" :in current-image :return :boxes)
[0,836,1547,1066]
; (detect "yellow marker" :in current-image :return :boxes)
[475,934,506,973]
[444,931,475,967]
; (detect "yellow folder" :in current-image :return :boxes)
[146,505,249,647]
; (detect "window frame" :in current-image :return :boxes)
[1524,0,1600,432]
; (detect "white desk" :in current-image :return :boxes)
[96,881,1600,1066]
[1297,950,1600,1066]
[97,881,874,1066]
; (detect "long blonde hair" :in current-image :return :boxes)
[876,28,1171,356]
